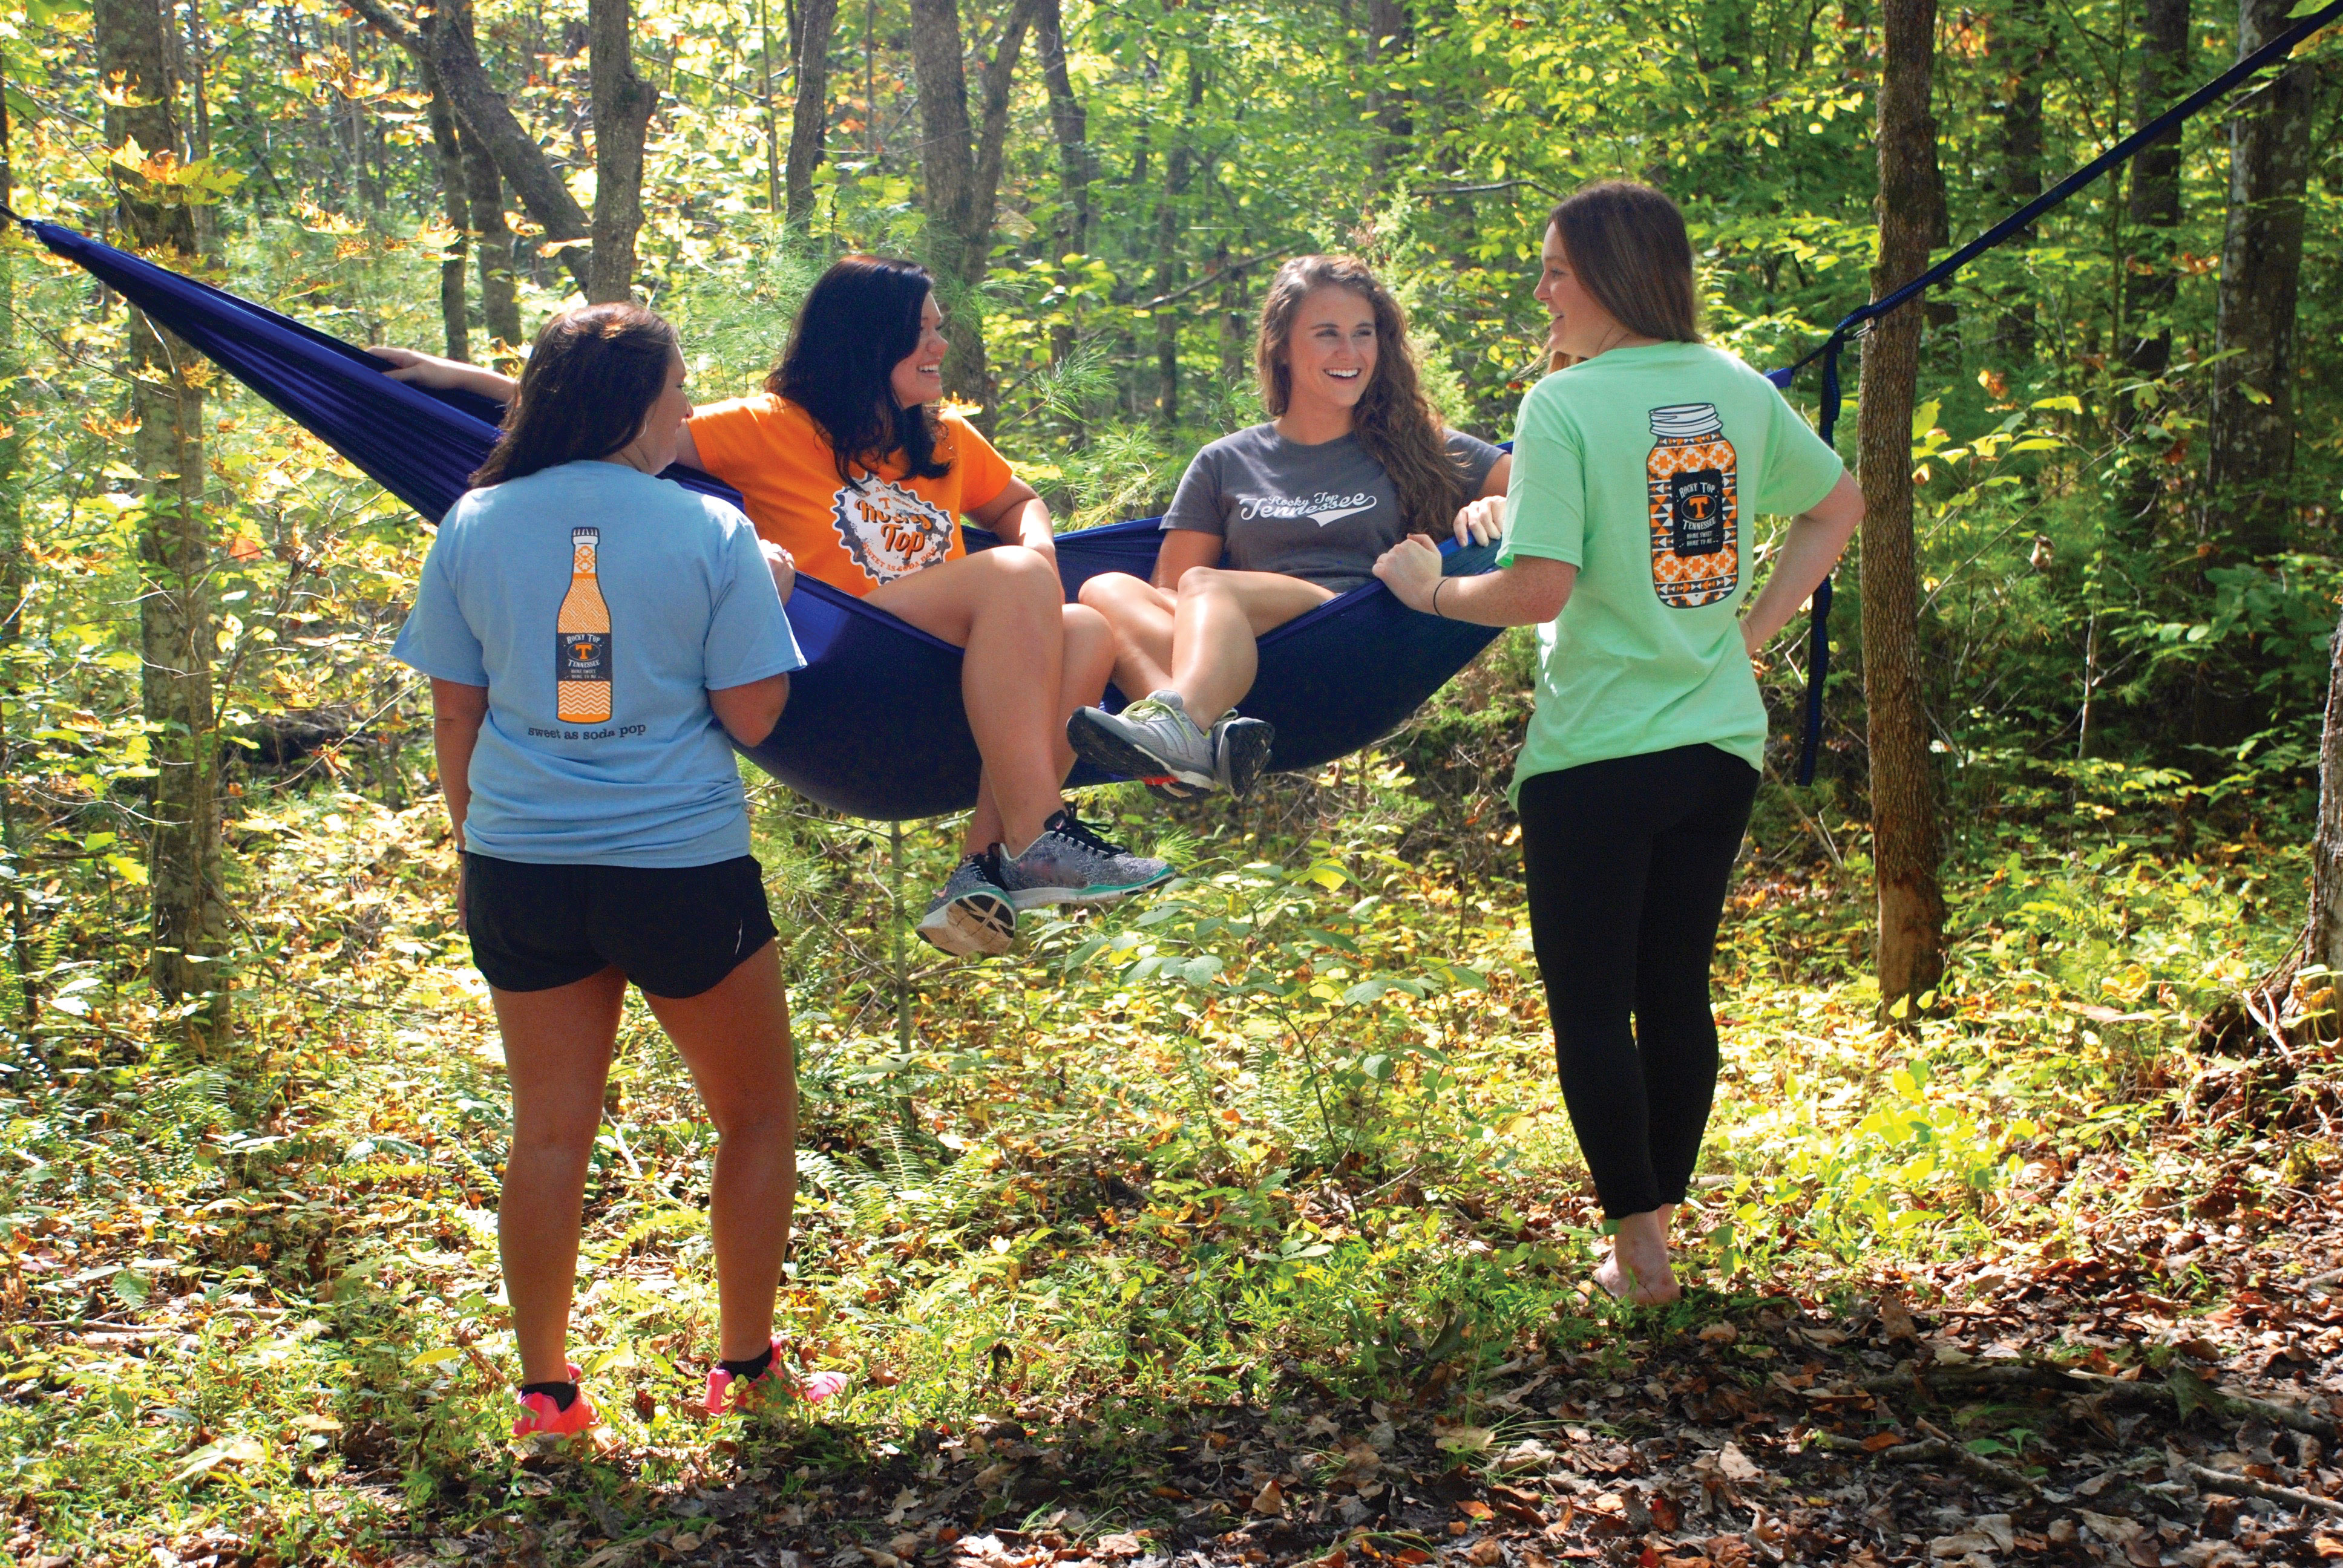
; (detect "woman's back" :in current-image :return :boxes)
[393,460,801,866]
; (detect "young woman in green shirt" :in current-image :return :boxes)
[1374,181,1866,1305]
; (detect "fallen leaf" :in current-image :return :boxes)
[2077,1509,2141,1544]
[1861,1432,1904,1452]
[1251,1479,1284,1516]
[1458,1500,1495,1521]
[1697,1322,1739,1344]
[1878,1291,1918,1342]
[1466,1541,1504,1567]
[1436,1424,1496,1454]
[1717,1442,1762,1483]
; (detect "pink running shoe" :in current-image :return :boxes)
[511,1363,600,1438]
[702,1340,851,1416]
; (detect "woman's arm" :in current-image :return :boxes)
[964,477,1055,560]
[430,678,488,843]
[370,347,517,403]
[1152,529,1224,592]
[1372,537,1576,626]
[1738,472,1864,656]
[709,673,791,746]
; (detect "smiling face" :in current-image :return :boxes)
[1280,286,1380,422]
[888,291,950,409]
[1535,223,1634,362]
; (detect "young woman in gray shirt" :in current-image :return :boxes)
[1067,255,1511,797]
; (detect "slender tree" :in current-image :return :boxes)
[907,0,1041,414]
[94,0,231,1044]
[1035,0,1092,370]
[1985,0,2046,358]
[461,123,524,350]
[419,56,472,361]
[0,47,34,1019]
[2313,604,2343,981]
[1858,0,1947,1013]
[1154,54,1205,426]
[2117,0,2190,529]
[585,0,658,303]
[2206,0,2319,563]
[784,0,839,228]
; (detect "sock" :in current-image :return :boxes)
[519,1380,578,1412]
[719,1345,776,1382]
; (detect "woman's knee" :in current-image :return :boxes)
[980,544,1064,604]
[1077,570,1145,613]
[1176,566,1230,602]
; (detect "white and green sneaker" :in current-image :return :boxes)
[915,849,1017,957]
[995,810,1176,909]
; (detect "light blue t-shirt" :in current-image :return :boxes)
[392,460,804,867]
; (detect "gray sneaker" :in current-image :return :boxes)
[916,849,1017,957]
[996,809,1177,909]
[1066,691,1217,795]
[1211,714,1276,798]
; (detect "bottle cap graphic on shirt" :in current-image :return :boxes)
[1649,403,1723,440]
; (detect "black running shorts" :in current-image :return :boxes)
[462,853,778,999]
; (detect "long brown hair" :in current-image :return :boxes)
[471,304,679,486]
[1254,256,1466,537]
[1546,181,1703,344]
[766,254,949,487]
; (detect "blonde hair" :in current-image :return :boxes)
[1254,255,1467,537]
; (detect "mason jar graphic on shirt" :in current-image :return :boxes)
[1645,403,1740,609]
[555,527,614,723]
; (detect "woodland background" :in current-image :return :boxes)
[2,0,2342,1563]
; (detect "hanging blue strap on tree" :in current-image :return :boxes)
[1768,0,2342,786]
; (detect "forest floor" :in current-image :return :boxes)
[2,747,2336,1568]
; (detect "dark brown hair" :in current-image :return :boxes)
[470,304,680,486]
[767,254,949,487]
[1546,181,1703,344]
[1255,255,1467,537]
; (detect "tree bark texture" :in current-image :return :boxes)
[0,60,36,1019]
[1035,0,1091,369]
[1858,0,1947,1013]
[419,56,472,361]
[1987,0,2045,358]
[2118,0,2190,537]
[785,0,839,227]
[1154,57,1204,426]
[2310,599,2343,979]
[2206,0,2318,563]
[460,123,524,349]
[908,0,1039,416]
[585,0,657,303]
[95,0,231,1042]
[344,0,594,294]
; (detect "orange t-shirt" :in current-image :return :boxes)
[684,393,1016,597]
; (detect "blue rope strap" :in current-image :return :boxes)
[1768,0,2342,785]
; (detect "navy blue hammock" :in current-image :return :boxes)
[22,218,1509,822]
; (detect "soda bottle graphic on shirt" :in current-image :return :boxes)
[1645,403,1740,609]
[555,527,612,724]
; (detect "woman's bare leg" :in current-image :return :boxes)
[491,967,629,1385]
[1166,569,1336,722]
[967,604,1116,850]
[1077,573,1178,699]
[641,941,798,1362]
[868,547,1068,852]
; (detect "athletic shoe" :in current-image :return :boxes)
[512,1363,599,1438]
[1066,691,1218,795]
[916,849,1017,958]
[702,1339,851,1416]
[1211,714,1276,799]
[995,809,1176,909]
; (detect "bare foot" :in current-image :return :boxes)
[1594,1210,1681,1305]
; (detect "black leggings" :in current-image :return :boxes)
[1518,744,1758,1219]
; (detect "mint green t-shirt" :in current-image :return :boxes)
[1498,341,1844,801]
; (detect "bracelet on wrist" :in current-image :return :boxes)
[1432,578,1449,619]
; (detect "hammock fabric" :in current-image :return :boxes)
[24,218,1502,821]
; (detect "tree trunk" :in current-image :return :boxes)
[2206,0,2317,563]
[2117,0,2189,535]
[2310,599,2343,980]
[0,59,34,1021]
[1035,0,1091,368]
[96,0,231,1045]
[1366,0,1412,180]
[345,0,595,294]
[419,55,473,361]
[1859,0,1947,1015]
[785,0,838,227]
[1153,57,1204,427]
[585,0,657,303]
[1987,0,2045,358]
[907,0,1038,416]
[462,122,524,350]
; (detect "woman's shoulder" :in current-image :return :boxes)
[1185,422,1278,466]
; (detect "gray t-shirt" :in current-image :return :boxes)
[1161,423,1506,592]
